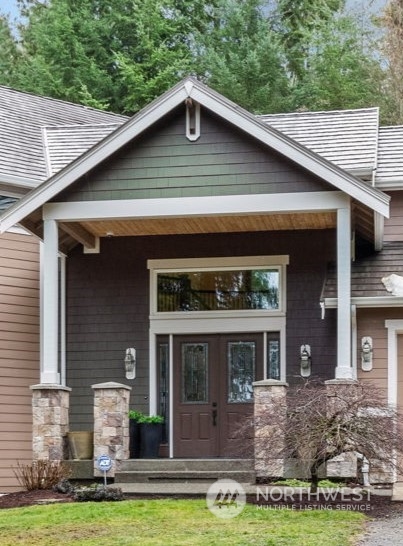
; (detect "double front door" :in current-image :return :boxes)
[173,333,264,458]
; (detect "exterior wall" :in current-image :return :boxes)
[0,231,40,491]
[66,229,336,430]
[357,307,403,392]
[384,191,403,242]
[58,107,333,203]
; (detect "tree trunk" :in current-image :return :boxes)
[310,464,320,494]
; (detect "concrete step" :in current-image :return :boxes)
[115,469,255,483]
[114,459,256,488]
[118,458,254,472]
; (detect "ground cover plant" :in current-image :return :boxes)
[0,497,365,546]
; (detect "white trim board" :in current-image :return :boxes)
[42,192,349,222]
[324,297,403,308]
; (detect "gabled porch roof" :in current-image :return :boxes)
[0,77,389,238]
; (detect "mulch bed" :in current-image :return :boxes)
[0,488,402,519]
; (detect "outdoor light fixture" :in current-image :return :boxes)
[124,347,136,380]
[361,337,373,372]
[300,344,311,377]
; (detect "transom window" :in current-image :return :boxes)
[157,269,279,312]
[148,256,288,316]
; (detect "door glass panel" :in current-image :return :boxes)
[268,339,280,380]
[228,341,255,403]
[158,342,169,443]
[181,343,208,403]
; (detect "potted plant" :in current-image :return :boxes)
[128,410,144,459]
[138,414,164,458]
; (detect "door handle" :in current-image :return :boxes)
[212,409,217,426]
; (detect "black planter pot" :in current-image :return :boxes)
[129,420,141,458]
[140,423,163,458]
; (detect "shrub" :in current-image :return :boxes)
[74,484,123,502]
[13,460,70,491]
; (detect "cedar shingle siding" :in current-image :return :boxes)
[58,108,333,204]
[66,229,336,430]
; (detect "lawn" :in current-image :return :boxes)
[0,498,365,546]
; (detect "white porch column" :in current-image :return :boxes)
[336,206,353,379]
[41,219,60,384]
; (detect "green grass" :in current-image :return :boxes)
[0,498,365,546]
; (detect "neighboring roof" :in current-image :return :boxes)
[259,108,379,178]
[0,196,17,212]
[0,86,126,184]
[43,123,123,176]
[375,126,403,188]
[322,242,403,301]
[0,77,390,234]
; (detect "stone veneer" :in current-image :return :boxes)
[31,384,71,461]
[92,382,131,478]
[253,379,288,478]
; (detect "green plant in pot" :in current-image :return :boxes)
[137,414,164,458]
[128,410,145,459]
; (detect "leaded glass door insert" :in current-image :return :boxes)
[181,343,208,403]
[228,342,255,403]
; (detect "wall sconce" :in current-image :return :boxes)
[124,348,136,380]
[300,344,311,377]
[361,337,373,372]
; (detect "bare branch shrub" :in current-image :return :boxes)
[251,380,403,492]
[13,460,71,491]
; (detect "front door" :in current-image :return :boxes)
[173,333,264,457]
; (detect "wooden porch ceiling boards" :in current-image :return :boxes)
[20,200,374,250]
[79,212,337,238]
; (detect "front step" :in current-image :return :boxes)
[114,458,256,490]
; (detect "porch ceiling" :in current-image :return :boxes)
[20,202,374,252]
[79,212,337,237]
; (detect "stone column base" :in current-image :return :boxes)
[31,384,71,461]
[253,380,288,479]
[92,382,131,478]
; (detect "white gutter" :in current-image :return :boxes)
[324,296,403,308]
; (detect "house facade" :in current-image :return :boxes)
[0,78,402,490]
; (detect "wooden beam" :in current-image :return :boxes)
[59,222,96,249]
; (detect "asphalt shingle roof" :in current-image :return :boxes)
[0,86,126,184]
[260,108,379,178]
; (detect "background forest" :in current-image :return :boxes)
[0,0,402,123]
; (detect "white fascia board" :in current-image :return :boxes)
[0,86,189,233]
[43,191,348,222]
[324,296,403,308]
[190,86,390,218]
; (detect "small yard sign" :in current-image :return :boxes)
[96,454,113,486]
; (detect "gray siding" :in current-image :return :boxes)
[59,107,333,203]
[66,229,336,430]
